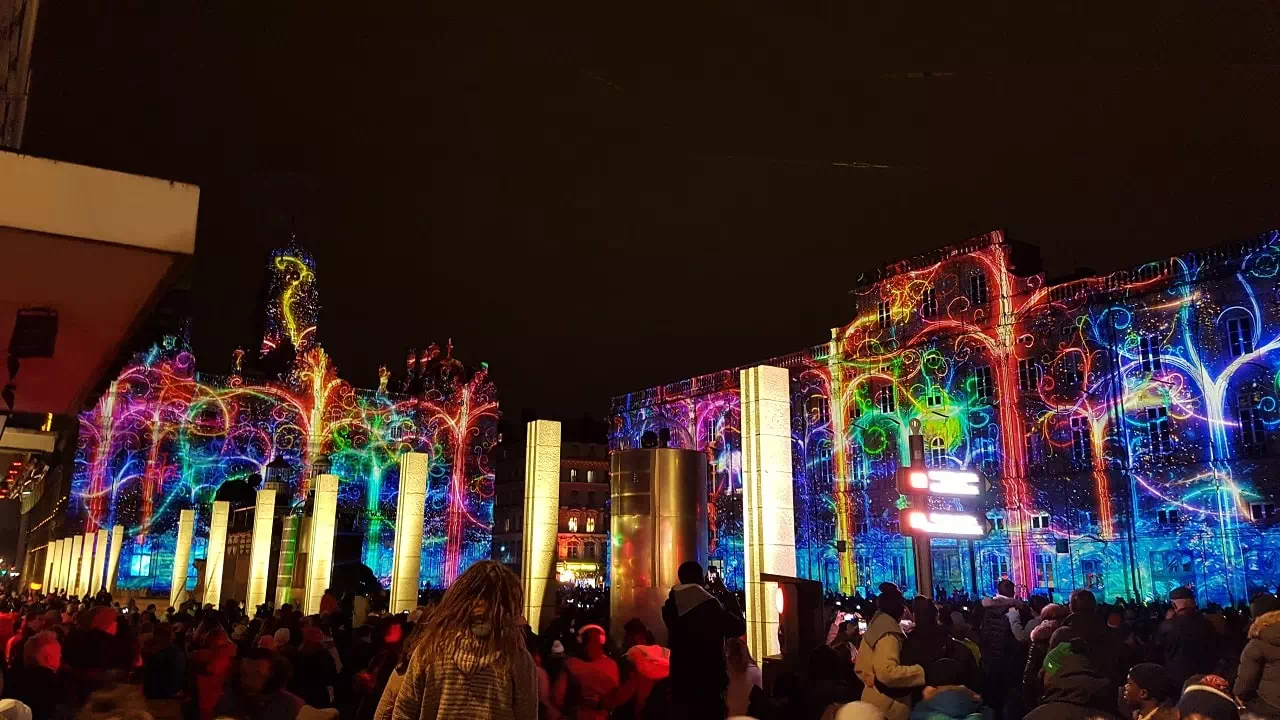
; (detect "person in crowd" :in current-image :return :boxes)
[661,560,746,719]
[1121,663,1175,720]
[287,626,339,709]
[60,605,129,714]
[5,611,42,672]
[1147,587,1219,691]
[140,623,185,700]
[1175,676,1240,720]
[1023,598,1050,642]
[1049,591,1124,703]
[904,597,979,694]
[554,625,619,720]
[1233,592,1280,715]
[1,631,61,720]
[809,643,863,719]
[187,615,237,720]
[370,621,428,720]
[388,560,537,720]
[832,620,861,666]
[855,587,926,720]
[910,658,992,720]
[1022,642,1118,720]
[979,581,1026,719]
[1023,604,1070,707]
[942,610,981,666]
[213,647,304,720]
[608,640,670,720]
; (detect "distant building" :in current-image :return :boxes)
[493,419,610,586]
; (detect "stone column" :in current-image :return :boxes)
[77,533,94,599]
[741,365,798,659]
[90,527,109,596]
[105,525,124,592]
[304,474,339,615]
[247,487,277,611]
[170,509,195,607]
[390,452,428,613]
[67,535,83,598]
[59,538,73,593]
[521,420,561,633]
[203,501,230,607]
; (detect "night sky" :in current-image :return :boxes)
[24,1,1280,419]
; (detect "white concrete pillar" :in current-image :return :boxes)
[305,474,339,615]
[247,488,277,611]
[741,365,798,660]
[49,539,63,592]
[77,533,94,598]
[521,420,561,633]
[106,525,124,592]
[390,452,428,613]
[41,542,53,591]
[90,528,109,596]
[170,509,195,607]
[58,538,72,592]
[67,535,83,598]
[203,501,230,607]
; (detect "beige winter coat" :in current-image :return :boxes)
[854,612,926,720]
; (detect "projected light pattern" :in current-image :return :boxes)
[71,245,498,594]
[612,229,1280,604]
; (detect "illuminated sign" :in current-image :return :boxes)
[902,509,986,537]
[899,468,986,497]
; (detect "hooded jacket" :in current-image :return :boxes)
[1022,617,1065,706]
[1021,654,1119,720]
[661,583,746,703]
[855,612,926,720]
[391,635,538,720]
[978,596,1023,675]
[1234,609,1280,712]
[1149,607,1219,690]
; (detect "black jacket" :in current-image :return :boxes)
[979,596,1023,675]
[1149,608,1219,690]
[1021,654,1119,720]
[662,583,746,702]
[2,665,63,720]
[903,622,981,692]
[1048,612,1124,698]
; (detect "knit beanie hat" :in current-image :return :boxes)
[1251,592,1280,618]
[1178,681,1240,720]
[1128,663,1171,703]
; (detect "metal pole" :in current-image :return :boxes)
[914,535,933,598]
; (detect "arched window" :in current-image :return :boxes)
[567,515,578,533]
[585,515,596,533]
[584,542,596,558]
[929,437,945,468]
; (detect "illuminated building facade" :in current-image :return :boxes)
[70,242,499,595]
[611,229,1280,604]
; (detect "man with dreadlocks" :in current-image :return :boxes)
[389,561,538,720]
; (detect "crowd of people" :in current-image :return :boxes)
[0,562,1278,720]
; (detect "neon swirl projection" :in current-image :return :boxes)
[613,229,1280,604]
[71,245,498,593]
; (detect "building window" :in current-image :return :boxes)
[1035,553,1055,588]
[570,468,579,482]
[129,549,152,577]
[1070,415,1092,463]
[929,437,946,468]
[988,514,1006,532]
[922,288,938,318]
[986,553,1010,591]
[1018,359,1041,393]
[886,519,901,534]
[586,516,596,533]
[969,273,988,305]
[504,517,512,533]
[1030,512,1051,530]
[927,386,943,408]
[973,366,993,403]
[1139,336,1162,373]
[1079,510,1097,529]
[587,491,596,507]
[1252,502,1276,521]
[1228,316,1255,357]
[809,396,831,424]
[1240,392,1266,448]
[888,555,907,588]
[584,542,596,559]
[1146,406,1171,455]
[877,387,896,414]
[571,490,580,506]
[1080,558,1104,590]
[1157,508,1181,526]
[875,300,893,329]
[568,543,579,559]
[567,515,578,532]
[587,470,596,483]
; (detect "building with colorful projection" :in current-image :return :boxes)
[70,241,499,596]
[611,228,1280,605]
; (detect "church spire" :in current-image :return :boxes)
[260,233,320,358]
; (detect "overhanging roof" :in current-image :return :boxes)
[0,151,198,414]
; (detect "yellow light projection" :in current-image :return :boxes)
[390,452,428,613]
[170,509,195,606]
[247,487,277,610]
[203,501,230,607]
[305,474,339,615]
[521,420,561,633]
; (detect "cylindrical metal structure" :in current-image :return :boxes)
[609,448,707,645]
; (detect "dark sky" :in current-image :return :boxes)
[24,1,1280,419]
